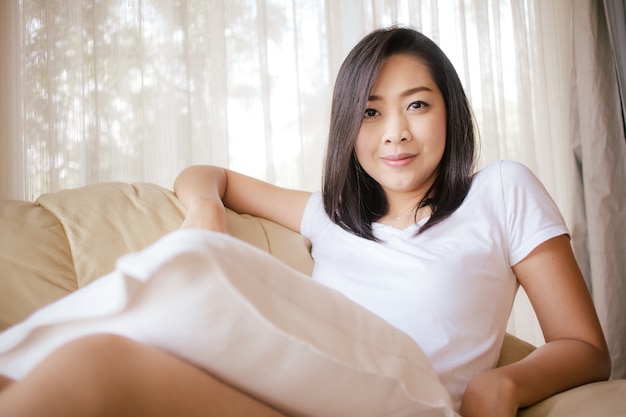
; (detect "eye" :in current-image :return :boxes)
[408,101,429,110]
[364,108,379,118]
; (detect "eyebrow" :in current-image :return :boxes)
[368,86,433,101]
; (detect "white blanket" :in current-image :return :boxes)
[0,229,458,417]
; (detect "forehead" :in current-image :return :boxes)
[370,53,437,96]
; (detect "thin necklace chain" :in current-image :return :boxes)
[393,206,417,221]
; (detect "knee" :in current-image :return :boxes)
[0,334,141,416]
[53,333,136,359]
[45,333,141,386]
[0,374,13,394]
[57,333,135,356]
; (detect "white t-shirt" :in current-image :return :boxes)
[300,160,569,410]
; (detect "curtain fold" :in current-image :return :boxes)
[571,0,626,379]
[603,0,626,130]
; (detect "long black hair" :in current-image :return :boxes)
[322,27,477,240]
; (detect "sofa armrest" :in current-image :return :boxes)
[0,200,77,330]
[518,380,626,416]
[497,332,537,368]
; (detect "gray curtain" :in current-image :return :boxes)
[604,0,626,131]
[571,0,626,379]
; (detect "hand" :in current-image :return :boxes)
[179,197,228,233]
[459,368,519,417]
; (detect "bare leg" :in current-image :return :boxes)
[0,374,13,394]
[0,334,289,417]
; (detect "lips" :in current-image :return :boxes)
[381,153,416,167]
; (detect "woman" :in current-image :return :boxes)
[0,27,610,417]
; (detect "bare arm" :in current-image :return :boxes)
[173,165,312,233]
[460,234,611,417]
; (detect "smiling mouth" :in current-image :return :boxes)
[382,153,416,167]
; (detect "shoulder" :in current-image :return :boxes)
[467,159,564,227]
[472,160,545,197]
[303,191,324,216]
[474,159,535,182]
[477,161,569,264]
[301,192,331,239]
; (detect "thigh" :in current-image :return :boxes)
[0,334,289,417]
[0,374,13,393]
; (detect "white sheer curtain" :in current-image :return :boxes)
[0,0,575,202]
[1,1,624,369]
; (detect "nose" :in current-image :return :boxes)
[382,113,412,144]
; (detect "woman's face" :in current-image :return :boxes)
[355,53,446,203]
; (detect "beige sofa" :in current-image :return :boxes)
[0,182,624,416]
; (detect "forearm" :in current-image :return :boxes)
[461,337,610,416]
[466,234,614,415]
[500,338,610,408]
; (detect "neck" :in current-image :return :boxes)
[390,206,417,221]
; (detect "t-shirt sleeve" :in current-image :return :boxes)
[300,191,329,242]
[499,160,570,266]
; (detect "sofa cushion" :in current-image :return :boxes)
[0,182,313,333]
[517,380,626,417]
[36,182,314,287]
[496,332,537,367]
[36,182,188,287]
[0,200,77,329]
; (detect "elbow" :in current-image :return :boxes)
[173,165,221,194]
[172,165,227,209]
[595,331,612,381]
[173,165,204,194]
[561,337,612,384]
[597,348,612,381]
[585,339,612,383]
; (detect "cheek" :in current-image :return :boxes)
[354,131,372,161]
[413,115,446,150]
[432,125,447,151]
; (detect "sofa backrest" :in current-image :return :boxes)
[0,182,313,331]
